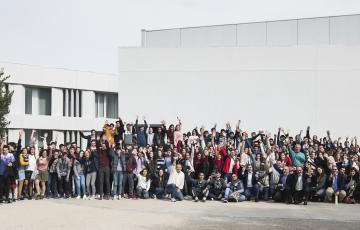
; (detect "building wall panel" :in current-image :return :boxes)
[181,25,237,47]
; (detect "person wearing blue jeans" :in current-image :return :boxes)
[223,173,246,203]
[136,169,151,199]
[242,164,260,202]
[166,184,184,201]
[154,169,167,199]
[166,163,185,202]
[74,174,86,198]
[113,171,124,199]
[244,184,260,201]
[155,187,165,198]
[73,155,86,199]
[110,148,126,199]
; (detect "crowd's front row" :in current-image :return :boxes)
[0,123,360,205]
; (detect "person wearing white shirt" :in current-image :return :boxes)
[166,163,185,202]
[242,164,260,202]
[136,169,151,199]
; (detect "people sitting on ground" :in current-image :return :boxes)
[223,173,246,203]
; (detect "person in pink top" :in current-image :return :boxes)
[174,117,183,152]
[35,149,49,199]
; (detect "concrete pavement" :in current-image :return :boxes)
[0,199,359,230]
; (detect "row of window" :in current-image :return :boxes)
[23,129,82,148]
[24,86,118,118]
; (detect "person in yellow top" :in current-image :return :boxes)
[17,148,29,200]
[103,120,118,146]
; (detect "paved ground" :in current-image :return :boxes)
[1,199,360,230]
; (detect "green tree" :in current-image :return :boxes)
[0,67,13,139]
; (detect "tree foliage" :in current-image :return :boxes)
[0,67,13,139]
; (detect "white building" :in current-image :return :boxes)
[2,62,119,149]
[2,14,360,147]
[118,14,360,138]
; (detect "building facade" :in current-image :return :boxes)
[141,14,360,47]
[2,62,119,149]
[118,14,360,138]
[2,14,360,146]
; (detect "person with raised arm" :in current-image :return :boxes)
[35,149,49,200]
[166,160,185,202]
[288,143,306,168]
[135,115,148,147]
[174,117,183,152]
[80,129,98,148]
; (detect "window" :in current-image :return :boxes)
[24,129,53,148]
[38,88,51,115]
[25,87,32,114]
[95,92,118,118]
[24,87,51,115]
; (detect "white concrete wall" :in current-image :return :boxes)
[298,17,330,45]
[142,14,360,48]
[8,84,25,115]
[330,15,360,45]
[82,90,96,119]
[144,29,181,48]
[266,20,297,46]
[237,22,267,47]
[118,46,360,138]
[51,88,63,116]
[181,25,237,47]
[2,62,119,92]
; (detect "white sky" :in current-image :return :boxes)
[1,0,360,74]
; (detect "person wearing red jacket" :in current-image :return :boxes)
[222,149,239,183]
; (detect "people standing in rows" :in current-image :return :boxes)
[0,118,359,205]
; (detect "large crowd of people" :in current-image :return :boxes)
[0,116,359,205]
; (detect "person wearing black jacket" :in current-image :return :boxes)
[242,164,260,202]
[110,147,126,199]
[198,149,213,179]
[291,167,311,205]
[153,169,168,198]
[79,129,97,149]
[190,172,208,202]
[11,132,23,201]
[135,116,148,147]
[84,149,97,199]
[207,171,227,200]
[345,168,358,199]
[273,166,294,203]
[325,166,347,202]
[114,118,125,146]
[153,122,166,148]
[313,166,327,201]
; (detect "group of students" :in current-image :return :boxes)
[0,117,360,205]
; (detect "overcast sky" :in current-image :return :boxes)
[1,0,360,74]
